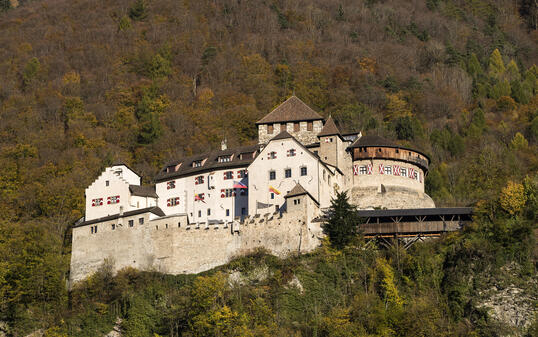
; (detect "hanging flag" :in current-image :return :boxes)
[194,193,206,203]
[233,181,247,189]
[269,186,281,195]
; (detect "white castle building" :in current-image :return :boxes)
[70,96,435,284]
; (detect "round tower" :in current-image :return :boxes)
[349,135,435,209]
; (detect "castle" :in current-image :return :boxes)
[70,96,435,284]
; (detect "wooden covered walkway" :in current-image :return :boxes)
[357,207,473,248]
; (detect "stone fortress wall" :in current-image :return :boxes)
[70,193,322,284]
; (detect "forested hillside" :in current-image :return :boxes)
[0,0,537,336]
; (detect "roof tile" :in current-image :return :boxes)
[317,116,341,137]
[256,96,323,124]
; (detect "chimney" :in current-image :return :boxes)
[221,138,227,151]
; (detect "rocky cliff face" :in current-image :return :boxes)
[477,265,537,336]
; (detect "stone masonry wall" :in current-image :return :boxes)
[70,209,324,285]
[258,120,323,145]
[351,185,435,209]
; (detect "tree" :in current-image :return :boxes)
[510,132,529,150]
[467,53,483,77]
[322,191,361,249]
[375,257,404,309]
[384,92,412,121]
[135,86,168,144]
[488,49,505,78]
[129,0,148,21]
[393,116,416,140]
[499,181,527,215]
[506,60,520,81]
[22,57,40,89]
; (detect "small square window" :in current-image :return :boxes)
[285,168,292,178]
[106,180,109,186]
[128,220,134,227]
[139,217,144,225]
[269,171,276,180]
[301,167,307,176]
[270,193,275,199]
[111,224,116,230]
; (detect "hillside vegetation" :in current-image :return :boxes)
[0,0,537,336]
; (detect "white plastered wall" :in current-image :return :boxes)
[85,168,136,221]
[156,167,249,224]
[248,137,336,215]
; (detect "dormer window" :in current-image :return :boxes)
[193,160,203,168]
[166,163,181,173]
[218,155,232,163]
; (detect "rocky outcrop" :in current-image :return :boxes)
[477,269,537,336]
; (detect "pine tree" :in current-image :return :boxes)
[322,191,361,249]
[129,0,148,21]
[467,53,483,77]
[506,59,520,81]
[488,49,505,78]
